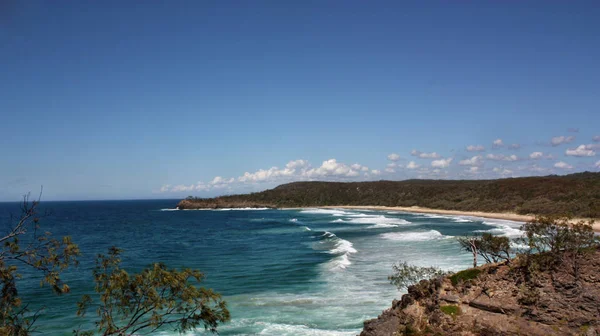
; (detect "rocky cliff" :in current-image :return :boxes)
[361,248,600,336]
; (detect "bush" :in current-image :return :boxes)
[389,262,449,290]
[519,216,598,280]
[450,269,481,286]
[440,305,461,317]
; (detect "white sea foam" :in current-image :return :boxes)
[317,231,357,270]
[477,219,525,238]
[420,214,452,219]
[332,215,411,227]
[380,230,446,241]
[159,208,179,211]
[300,208,354,216]
[256,322,357,335]
[289,218,298,222]
[304,227,312,231]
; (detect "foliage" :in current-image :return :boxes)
[76,247,230,335]
[520,217,597,255]
[181,172,600,218]
[439,305,460,317]
[457,236,479,268]
[519,216,598,280]
[449,269,481,286]
[458,233,512,268]
[0,193,81,334]
[389,261,449,290]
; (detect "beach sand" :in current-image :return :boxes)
[319,205,600,232]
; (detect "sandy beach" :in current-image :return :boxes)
[319,205,600,232]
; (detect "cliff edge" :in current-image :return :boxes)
[361,248,600,336]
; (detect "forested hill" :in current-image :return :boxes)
[177,172,600,218]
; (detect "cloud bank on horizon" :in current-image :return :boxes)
[160,134,600,195]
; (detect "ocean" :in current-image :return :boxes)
[0,200,524,335]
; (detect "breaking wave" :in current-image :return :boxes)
[380,230,447,241]
[317,232,357,271]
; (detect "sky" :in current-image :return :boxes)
[1,1,599,201]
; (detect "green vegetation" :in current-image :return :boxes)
[1,195,229,335]
[0,193,81,334]
[75,247,229,335]
[389,262,449,289]
[450,269,482,286]
[457,233,512,267]
[181,172,600,218]
[439,305,460,317]
[518,216,599,281]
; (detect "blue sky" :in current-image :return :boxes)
[1,1,599,201]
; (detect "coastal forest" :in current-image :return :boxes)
[179,172,600,218]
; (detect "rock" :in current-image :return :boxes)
[468,298,517,314]
[360,248,600,335]
[439,294,460,303]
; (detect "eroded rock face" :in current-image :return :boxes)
[361,249,600,336]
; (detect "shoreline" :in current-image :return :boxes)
[316,205,600,232]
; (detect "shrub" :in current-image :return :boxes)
[450,269,481,286]
[389,261,450,290]
[440,305,461,317]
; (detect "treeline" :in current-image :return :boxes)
[178,172,600,218]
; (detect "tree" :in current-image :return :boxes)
[76,247,230,335]
[389,261,449,290]
[0,192,81,334]
[519,216,598,280]
[458,233,513,268]
[457,236,479,268]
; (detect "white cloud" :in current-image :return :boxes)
[431,158,453,168]
[371,169,381,175]
[170,184,196,192]
[305,159,363,178]
[486,154,518,162]
[565,145,596,157]
[508,144,521,150]
[467,166,479,173]
[596,160,600,168]
[492,139,504,148]
[411,150,441,159]
[585,144,600,150]
[406,161,420,169]
[593,135,600,142]
[351,163,370,172]
[493,167,513,176]
[554,161,574,170]
[466,145,485,152]
[529,152,543,159]
[286,159,309,170]
[528,165,547,173]
[459,156,483,166]
[551,135,575,146]
[385,167,396,173]
[387,153,400,161]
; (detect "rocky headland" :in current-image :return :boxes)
[360,248,600,336]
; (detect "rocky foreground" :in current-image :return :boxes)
[360,248,600,336]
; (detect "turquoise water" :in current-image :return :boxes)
[0,200,524,335]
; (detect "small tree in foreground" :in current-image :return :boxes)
[0,193,80,334]
[457,233,512,268]
[76,247,230,335]
[389,261,449,290]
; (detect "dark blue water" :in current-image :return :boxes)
[0,201,524,335]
